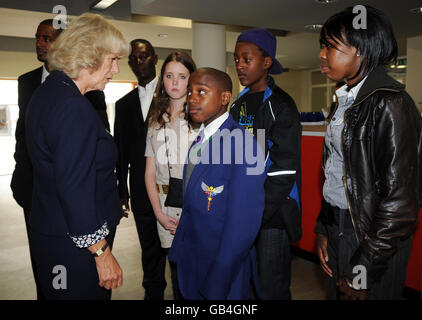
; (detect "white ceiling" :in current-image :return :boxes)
[0,0,420,70]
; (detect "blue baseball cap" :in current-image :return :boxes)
[236,28,283,75]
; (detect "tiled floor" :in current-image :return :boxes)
[0,174,325,300]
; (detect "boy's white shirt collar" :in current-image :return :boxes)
[200,112,229,141]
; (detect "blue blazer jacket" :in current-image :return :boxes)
[25,70,121,238]
[169,114,266,300]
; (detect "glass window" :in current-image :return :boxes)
[103,81,136,135]
[311,71,326,85]
[310,70,336,113]
[311,87,328,112]
[329,83,338,103]
[0,79,18,175]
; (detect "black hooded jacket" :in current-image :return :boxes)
[231,76,302,242]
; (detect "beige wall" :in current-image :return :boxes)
[0,49,138,81]
[226,64,240,107]
[224,67,312,112]
[406,36,422,112]
[225,66,312,112]
[273,70,310,112]
[0,47,312,112]
[0,51,40,79]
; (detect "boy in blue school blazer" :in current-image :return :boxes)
[168,68,266,300]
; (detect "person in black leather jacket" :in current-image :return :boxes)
[314,6,421,300]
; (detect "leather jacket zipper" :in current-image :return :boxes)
[325,96,360,242]
[341,115,360,243]
[342,174,359,243]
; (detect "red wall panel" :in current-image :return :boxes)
[294,134,421,292]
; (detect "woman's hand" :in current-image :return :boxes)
[337,277,367,300]
[170,219,180,235]
[145,157,178,234]
[89,240,123,290]
[317,233,333,278]
[157,211,177,233]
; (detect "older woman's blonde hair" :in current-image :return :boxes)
[48,13,129,79]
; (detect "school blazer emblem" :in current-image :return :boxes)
[201,182,224,212]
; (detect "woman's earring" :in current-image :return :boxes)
[356,52,361,57]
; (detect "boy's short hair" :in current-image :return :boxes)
[197,67,232,93]
[236,28,283,75]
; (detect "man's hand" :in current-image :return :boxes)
[337,277,367,300]
[120,198,130,218]
[317,234,333,278]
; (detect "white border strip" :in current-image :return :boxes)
[302,131,326,137]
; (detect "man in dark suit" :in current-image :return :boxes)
[11,19,60,212]
[114,39,167,299]
[10,19,62,300]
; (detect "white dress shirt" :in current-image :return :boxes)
[41,64,49,83]
[137,76,158,121]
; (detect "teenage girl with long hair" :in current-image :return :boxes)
[145,51,198,299]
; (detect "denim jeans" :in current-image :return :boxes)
[256,228,292,300]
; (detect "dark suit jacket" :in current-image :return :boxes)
[85,90,110,132]
[113,88,153,214]
[169,114,266,299]
[25,70,121,237]
[11,66,42,210]
[11,67,110,211]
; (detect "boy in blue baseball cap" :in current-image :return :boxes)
[230,27,302,300]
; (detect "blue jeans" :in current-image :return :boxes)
[256,228,292,300]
